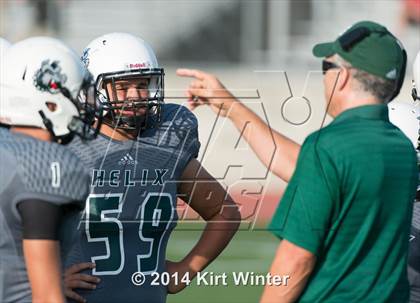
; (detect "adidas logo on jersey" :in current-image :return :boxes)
[118,153,138,165]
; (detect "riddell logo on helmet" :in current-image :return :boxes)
[126,62,151,69]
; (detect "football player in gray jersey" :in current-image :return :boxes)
[0,37,100,303]
[63,33,240,303]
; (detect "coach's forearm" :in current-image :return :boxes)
[182,210,240,276]
[260,240,316,303]
[228,102,300,182]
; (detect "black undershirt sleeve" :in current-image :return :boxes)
[17,199,64,240]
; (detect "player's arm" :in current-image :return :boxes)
[18,200,66,303]
[260,240,316,303]
[168,158,241,293]
[176,68,300,182]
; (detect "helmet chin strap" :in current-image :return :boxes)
[105,100,150,137]
[123,111,147,138]
[120,115,145,129]
[38,110,74,144]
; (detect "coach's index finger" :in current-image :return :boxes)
[176,68,209,80]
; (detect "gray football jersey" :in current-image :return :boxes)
[65,103,200,303]
[0,127,90,302]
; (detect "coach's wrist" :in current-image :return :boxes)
[228,100,251,125]
[224,98,244,120]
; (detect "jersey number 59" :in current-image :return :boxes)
[85,193,174,275]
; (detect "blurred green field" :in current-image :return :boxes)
[166,227,279,303]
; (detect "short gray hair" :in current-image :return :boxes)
[335,56,396,103]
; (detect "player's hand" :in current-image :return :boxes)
[176,68,237,117]
[64,262,100,303]
[166,260,192,294]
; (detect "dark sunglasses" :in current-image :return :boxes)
[322,60,340,75]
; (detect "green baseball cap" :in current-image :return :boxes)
[313,21,406,81]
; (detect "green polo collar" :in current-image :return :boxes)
[332,104,389,125]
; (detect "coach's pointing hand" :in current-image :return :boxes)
[176,68,237,117]
[177,67,300,182]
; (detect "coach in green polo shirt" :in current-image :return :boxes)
[176,20,418,302]
[262,21,418,303]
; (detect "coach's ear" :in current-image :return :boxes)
[337,65,351,92]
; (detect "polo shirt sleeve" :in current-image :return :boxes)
[268,135,340,256]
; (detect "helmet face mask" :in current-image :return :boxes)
[97,67,164,132]
[70,73,103,142]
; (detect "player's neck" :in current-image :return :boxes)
[10,127,53,142]
[100,124,137,141]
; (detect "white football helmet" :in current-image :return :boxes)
[0,37,101,143]
[388,101,419,148]
[0,38,11,86]
[81,32,164,131]
[0,37,11,58]
[413,51,420,102]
